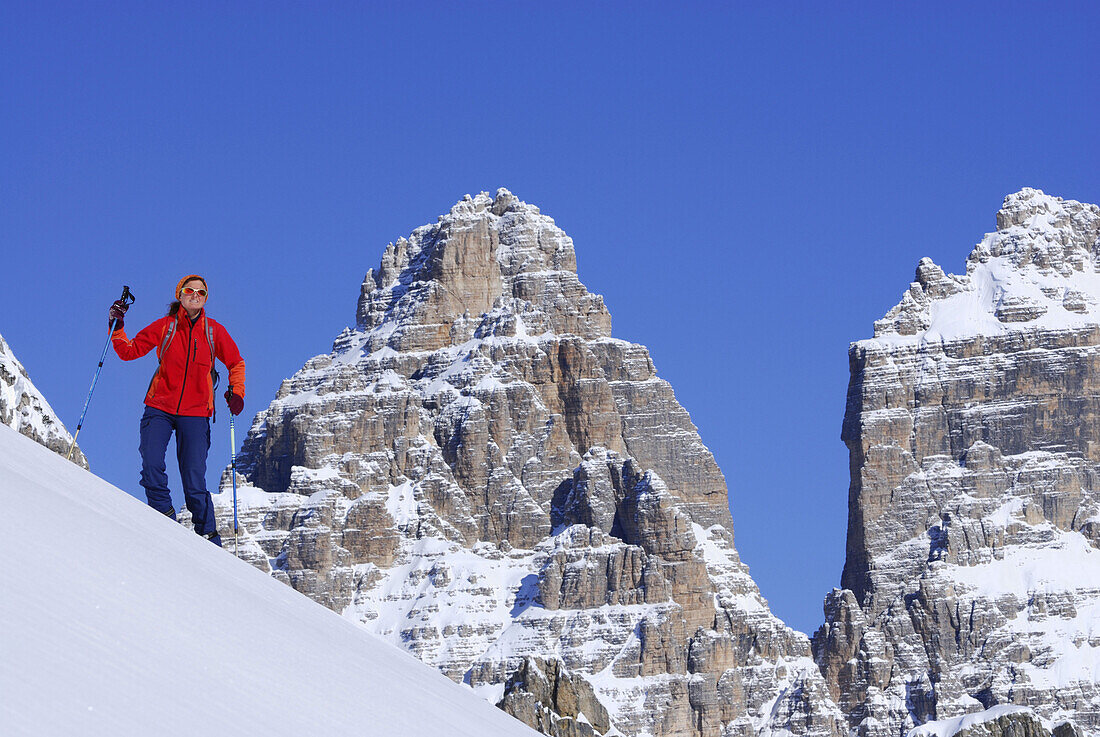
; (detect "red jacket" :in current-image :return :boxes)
[112,309,246,417]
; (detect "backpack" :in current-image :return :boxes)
[156,315,221,421]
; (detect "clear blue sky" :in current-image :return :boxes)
[3,1,1097,636]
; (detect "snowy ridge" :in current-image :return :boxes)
[907,705,1039,737]
[0,423,539,737]
[870,188,1100,347]
[0,330,85,467]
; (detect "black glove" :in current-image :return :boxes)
[108,298,129,330]
[224,389,244,416]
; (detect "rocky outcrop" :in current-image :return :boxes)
[0,330,86,468]
[909,706,1052,737]
[498,657,613,737]
[213,189,845,736]
[814,189,1100,736]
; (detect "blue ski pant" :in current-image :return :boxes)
[139,406,218,537]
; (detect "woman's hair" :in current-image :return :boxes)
[166,300,182,317]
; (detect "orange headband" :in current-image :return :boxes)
[176,274,208,299]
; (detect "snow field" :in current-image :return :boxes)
[0,424,539,737]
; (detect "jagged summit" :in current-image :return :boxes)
[221,192,848,737]
[992,187,1099,247]
[354,189,610,354]
[0,330,86,468]
[872,188,1100,343]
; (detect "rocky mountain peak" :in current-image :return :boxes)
[993,186,1098,236]
[355,188,611,354]
[977,187,1100,272]
[874,188,1100,340]
[0,330,87,468]
[819,189,1099,737]
[221,191,848,737]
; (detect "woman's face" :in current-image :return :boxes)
[180,279,208,314]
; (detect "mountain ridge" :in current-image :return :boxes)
[8,187,1095,737]
[211,187,847,737]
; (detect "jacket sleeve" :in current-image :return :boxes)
[112,318,163,361]
[215,323,246,398]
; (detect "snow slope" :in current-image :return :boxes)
[0,423,539,737]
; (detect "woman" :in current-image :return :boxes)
[109,275,246,546]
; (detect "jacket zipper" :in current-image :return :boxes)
[175,319,194,414]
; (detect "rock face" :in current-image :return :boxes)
[498,656,613,737]
[909,705,1052,737]
[0,330,87,468]
[813,189,1100,736]
[214,190,845,736]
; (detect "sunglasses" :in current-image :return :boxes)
[181,287,208,297]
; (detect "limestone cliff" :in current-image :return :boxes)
[212,189,845,737]
[813,189,1100,737]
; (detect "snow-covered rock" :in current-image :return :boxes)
[0,329,86,468]
[907,705,1047,737]
[209,189,846,737]
[872,188,1100,343]
[813,189,1099,736]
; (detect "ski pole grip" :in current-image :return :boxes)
[120,285,136,306]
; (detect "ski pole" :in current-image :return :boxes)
[69,286,135,461]
[228,386,240,557]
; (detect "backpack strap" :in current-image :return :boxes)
[205,318,217,369]
[158,319,177,363]
[145,318,177,401]
[204,316,220,423]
